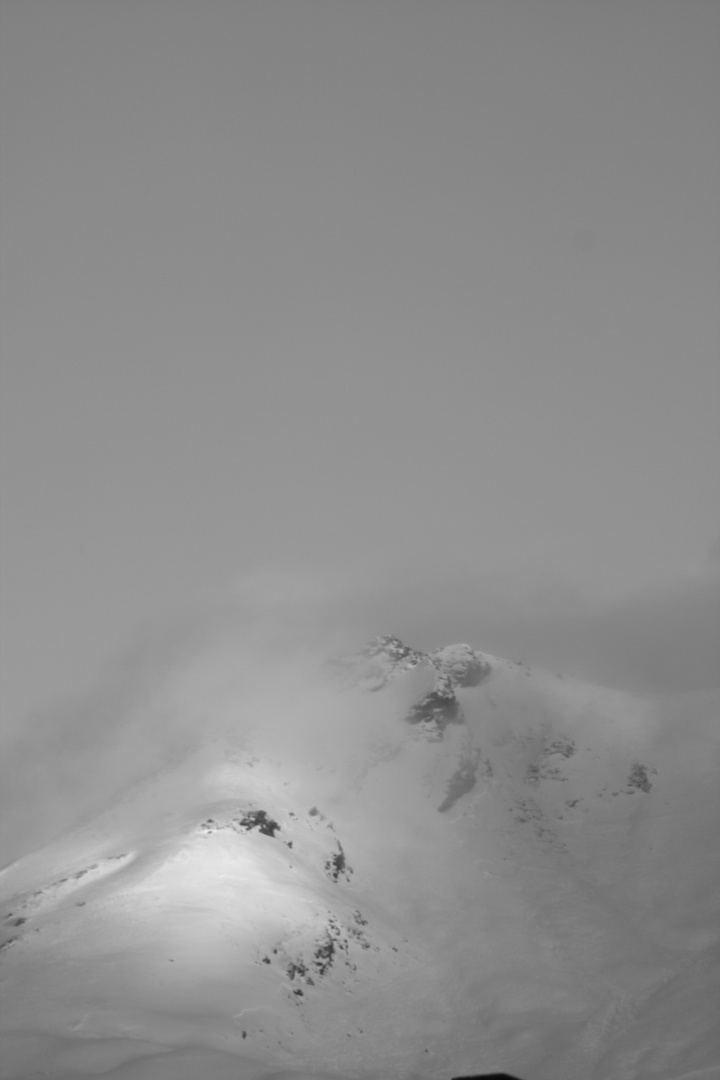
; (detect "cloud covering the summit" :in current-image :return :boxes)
[0,556,718,868]
[339,551,720,695]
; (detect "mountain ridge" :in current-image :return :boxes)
[1,636,718,1080]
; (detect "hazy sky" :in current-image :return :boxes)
[1,0,718,726]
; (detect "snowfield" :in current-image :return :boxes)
[0,638,718,1080]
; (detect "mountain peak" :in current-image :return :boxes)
[430,642,492,687]
[1,637,718,1080]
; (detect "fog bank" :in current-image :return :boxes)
[1,562,718,867]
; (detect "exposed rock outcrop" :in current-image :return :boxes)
[333,635,493,740]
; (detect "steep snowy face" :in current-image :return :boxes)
[0,638,718,1080]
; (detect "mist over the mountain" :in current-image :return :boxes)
[0,571,347,867]
[1,562,718,870]
[1,572,718,1079]
[358,560,720,694]
[2,0,718,1072]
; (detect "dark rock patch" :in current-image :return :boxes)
[200,808,281,838]
[237,809,281,836]
[627,762,656,793]
[405,687,462,740]
[325,842,352,883]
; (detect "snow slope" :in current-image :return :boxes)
[0,638,718,1080]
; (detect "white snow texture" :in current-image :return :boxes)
[1,633,718,1080]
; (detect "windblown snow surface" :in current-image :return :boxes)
[1,637,718,1080]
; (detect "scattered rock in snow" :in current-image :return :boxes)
[324,842,352,883]
[544,734,576,759]
[626,762,656,793]
[238,809,281,836]
[200,808,281,838]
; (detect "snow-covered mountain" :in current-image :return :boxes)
[1,636,718,1080]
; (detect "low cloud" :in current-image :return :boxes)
[1,557,718,866]
[0,576,349,866]
[563,571,720,693]
[339,555,720,695]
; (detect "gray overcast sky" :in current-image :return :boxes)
[1,0,718,725]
